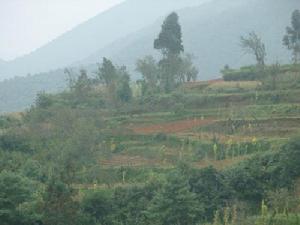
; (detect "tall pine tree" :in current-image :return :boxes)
[154,12,184,56]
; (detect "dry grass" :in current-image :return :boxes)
[207,81,261,90]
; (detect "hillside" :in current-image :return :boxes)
[0,70,66,113]
[0,0,298,114]
[0,0,209,80]
[82,0,297,79]
[1,1,300,224]
[1,61,300,224]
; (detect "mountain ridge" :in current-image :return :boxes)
[0,0,299,113]
[80,0,297,80]
[0,0,210,80]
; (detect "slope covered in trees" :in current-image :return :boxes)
[1,9,300,225]
[0,0,298,113]
[82,0,298,78]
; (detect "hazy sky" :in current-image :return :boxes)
[0,0,124,61]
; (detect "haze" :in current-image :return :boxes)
[0,0,123,61]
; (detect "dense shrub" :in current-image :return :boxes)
[222,66,263,81]
[0,132,33,153]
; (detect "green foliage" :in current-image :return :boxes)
[240,32,266,66]
[158,54,183,92]
[255,213,300,225]
[113,184,157,225]
[189,166,233,221]
[222,65,263,81]
[0,131,33,153]
[151,13,198,93]
[116,69,133,103]
[154,12,184,56]
[82,190,113,225]
[222,63,300,82]
[283,9,300,64]
[179,54,199,82]
[35,91,54,109]
[0,115,21,129]
[147,171,201,225]
[97,57,119,86]
[267,188,300,214]
[0,171,37,225]
[225,137,300,208]
[136,56,160,95]
[40,178,85,225]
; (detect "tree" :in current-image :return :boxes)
[153,12,198,92]
[240,32,266,67]
[113,185,156,225]
[179,54,199,82]
[74,70,91,93]
[158,54,183,92]
[189,166,232,222]
[136,56,159,94]
[154,12,184,56]
[0,171,37,225]
[269,62,281,90]
[40,178,85,225]
[64,68,92,105]
[283,10,300,64]
[36,91,53,109]
[97,57,118,86]
[147,171,201,225]
[82,191,113,225]
[154,12,184,92]
[117,67,132,103]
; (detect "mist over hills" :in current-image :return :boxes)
[0,59,5,66]
[0,0,299,113]
[0,0,210,80]
[81,0,297,80]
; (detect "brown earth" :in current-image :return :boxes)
[131,118,216,134]
[183,79,223,88]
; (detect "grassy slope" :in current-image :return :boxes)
[72,70,300,187]
[2,68,300,189]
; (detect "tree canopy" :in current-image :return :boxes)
[283,10,300,63]
[154,12,184,56]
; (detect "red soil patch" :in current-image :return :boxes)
[131,118,215,134]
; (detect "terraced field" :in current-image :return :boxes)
[87,77,300,185]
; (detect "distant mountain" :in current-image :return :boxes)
[0,0,299,113]
[0,59,5,66]
[81,0,297,80]
[0,0,210,80]
[0,70,66,113]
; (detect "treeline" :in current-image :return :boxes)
[38,12,198,109]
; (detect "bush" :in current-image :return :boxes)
[81,190,113,225]
[255,213,300,225]
[154,133,168,142]
[0,132,33,153]
[222,66,263,81]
